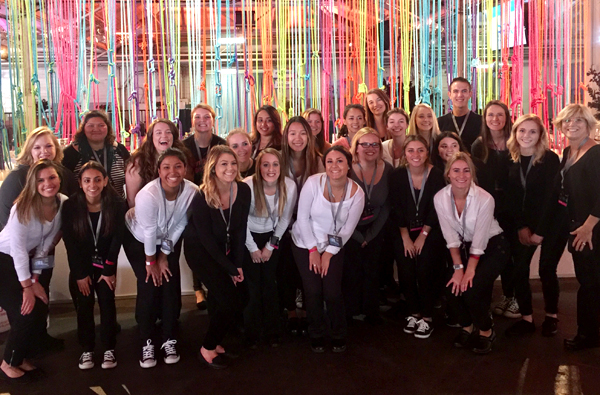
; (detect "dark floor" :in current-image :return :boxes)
[1,278,599,395]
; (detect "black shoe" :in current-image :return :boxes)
[310,337,325,353]
[564,335,600,351]
[196,301,207,311]
[299,317,309,336]
[331,338,347,353]
[365,314,384,326]
[472,330,497,354]
[288,317,300,335]
[505,320,536,337]
[453,329,475,348]
[198,352,228,369]
[0,368,34,383]
[541,316,559,337]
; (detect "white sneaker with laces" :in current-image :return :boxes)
[404,316,419,334]
[414,319,433,339]
[161,339,180,364]
[102,349,117,369]
[140,339,157,368]
[493,295,510,315]
[79,351,94,370]
[503,298,522,318]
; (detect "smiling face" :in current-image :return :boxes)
[438,137,461,162]
[79,168,108,200]
[152,122,174,153]
[158,155,187,190]
[449,81,471,110]
[387,113,408,138]
[345,108,366,135]
[31,134,57,162]
[259,153,280,184]
[192,108,214,135]
[84,117,109,146]
[366,93,386,117]
[256,110,275,138]
[37,167,61,200]
[214,153,238,184]
[485,104,507,133]
[448,159,472,190]
[516,120,541,152]
[287,122,309,153]
[415,107,434,132]
[561,115,590,142]
[228,133,252,163]
[307,113,323,136]
[405,140,428,168]
[356,133,381,163]
[325,150,349,181]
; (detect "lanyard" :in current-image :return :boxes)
[160,183,182,239]
[289,159,303,190]
[326,176,349,235]
[407,167,429,217]
[357,162,377,202]
[450,191,468,243]
[92,148,108,170]
[218,182,234,237]
[263,187,280,232]
[39,218,56,257]
[87,211,103,254]
[561,137,589,189]
[451,111,471,137]
[346,136,352,147]
[195,140,211,163]
[519,156,533,189]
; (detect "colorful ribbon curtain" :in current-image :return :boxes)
[0,0,593,154]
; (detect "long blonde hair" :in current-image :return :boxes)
[17,126,63,166]
[15,160,63,224]
[201,145,242,209]
[252,148,288,217]
[408,104,440,140]
[507,114,548,165]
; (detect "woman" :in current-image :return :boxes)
[504,114,562,337]
[243,149,297,347]
[552,104,600,350]
[184,145,251,369]
[62,162,127,370]
[63,110,130,198]
[291,146,365,353]
[365,89,391,139]
[408,104,441,153]
[227,129,255,178]
[344,128,392,324]
[382,108,409,168]
[390,135,445,338]
[471,101,519,319]
[124,148,197,368]
[434,153,509,354]
[0,160,66,381]
[251,105,282,158]
[302,108,332,154]
[333,104,367,149]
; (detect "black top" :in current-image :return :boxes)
[562,145,600,228]
[184,181,251,276]
[240,164,256,179]
[251,140,282,160]
[62,197,127,279]
[506,150,560,237]
[390,165,446,230]
[0,164,78,231]
[471,138,512,216]
[437,111,482,153]
[182,134,226,185]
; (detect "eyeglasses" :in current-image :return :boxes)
[358,142,380,148]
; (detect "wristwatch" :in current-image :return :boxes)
[453,264,464,270]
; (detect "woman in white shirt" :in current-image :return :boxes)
[124,148,197,369]
[243,148,297,347]
[434,152,509,354]
[0,160,66,382]
[292,146,365,353]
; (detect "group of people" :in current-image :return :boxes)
[0,76,599,382]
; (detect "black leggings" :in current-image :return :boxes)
[570,232,600,339]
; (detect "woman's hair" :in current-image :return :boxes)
[479,100,512,163]
[399,134,431,167]
[191,103,216,123]
[553,103,599,134]
[157,147,189,169]
[350,127,383,164]
[322,145,353,175]
[430,131,467,168]
[251,105,282,148]
[337,104,366,139]
[74,110,115,146]
[301,108,326,151]
[407,104,440,139]
[201,145,242,209]
[128,119,190,185]
[252,148,288,218]
[385,108,410,140]
[281,116,321,185]
[15,160,63,224]
[71,161,121,239]
[226,128,252,146]
[16,126,64,166]
[507,114,549,165]
[364,88,391,128]
[444,151,478,185]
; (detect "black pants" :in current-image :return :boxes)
[343,228,384,318]
[497,214,516,298]
[293,243,346,340]
[0,253,48,366]
[395,229,444,318]
[125,229,182,345]
[277,231,303,312]
[70,269,117,352]
[379,219,398,290]
[570,232,600,339]
[446,234,509,331]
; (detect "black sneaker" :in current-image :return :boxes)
[101,350,117,369]
[310,337,325,353]
[414,319,433,339]
[505,320,536,337]
[472,330,497,354]
[403,316,419,334]
[78,351,94,370]
[332,338,347,353]
[453,329,475,348]
[161,339,180,364]
[139,340,157,368]
[541,316,559,337]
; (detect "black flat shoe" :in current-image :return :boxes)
[564,335,600,351]
[218,348,240,359]
[472,330,497,354]
[0,369,33,383]
[541,316,559,337]
[198,353,228,369]
[196,301,207,311]
[331,339,347,353]
[453,329,475,348]
[310,338,325,353]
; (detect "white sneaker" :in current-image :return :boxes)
[403,316,419,334]
[102,349,117,369]
[414,319,434,339]
[78,351,94,370]
[493,295,511,315]
[161,339,180,364]
[140,339,157,368]
[503,298,522,318]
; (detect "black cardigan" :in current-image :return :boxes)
[62,197,127,279]
[562,145,600,227]
[182,134,226,185]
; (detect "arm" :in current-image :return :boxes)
[469,193,496,255]
[134,188,160,257]
[125,161,143,208]
[232,184,251,269]
[294,176,320,251]
[61,204,88,280]
[102,201,126,277]
[0,168,26,231]
[324,183,365,255]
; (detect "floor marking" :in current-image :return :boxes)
[122,384,131,395]
[516,358,529,395]
[90,387,107,395]
[555,365,583,395]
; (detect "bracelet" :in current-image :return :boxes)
[270,244,279,250]
[469,254,480,260]
[22,284,33,289]
[308,247,318,254]
[421,230,429,236]
[145,260,156,266]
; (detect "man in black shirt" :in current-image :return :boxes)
[437,77,482,153]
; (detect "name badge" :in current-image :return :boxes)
[92,254,104,269]
[161,239,173,253]
[327,234,342,248]
[558,190,569,207]
[32,256,55,271]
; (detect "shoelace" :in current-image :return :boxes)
[161,339,177,355]
[417,320,430,332]
[142,340,154,360]
[104,350,115,362]
[406,316,418,327]
[81,352,93,363]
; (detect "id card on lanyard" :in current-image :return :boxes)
[31,219,57,271]
[358,162,377,221]
[88,211,104,268]
[407,167,429,231]
[451,192,468,257]
[326,177,349,248]
[219,183,234,255]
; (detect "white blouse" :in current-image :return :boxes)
[381,140,401,168]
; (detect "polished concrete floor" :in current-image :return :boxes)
[1,278,599,395]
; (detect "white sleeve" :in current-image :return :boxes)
[8,210,34,281]
[325,184,365,255]
[434,192,462,250]
[273,180,297,240]
[135,189,159,257]
[470,194,496,255]
[294,177,319,250]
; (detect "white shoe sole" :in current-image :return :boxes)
[102,361,117,369]
[414,330,433,339]
[164,355,180,364]
[139,359,157,368]
[78,363,94,370]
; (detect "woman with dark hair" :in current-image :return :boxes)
[184,145,251,369]
[62,162,127,370]
[291,145,365,353]
[302,108,332,154]
[251,105,282,158]
[382,108,409,168]
[62,110,130,198]
[124,148,198,368]
[365,89,391,139]
[0,160,66,382]
[227,129,255,178]
[333,104,367,149]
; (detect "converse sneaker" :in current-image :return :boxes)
[403,316,419,334]
[414,319,433,339]
[140,339,157,368]
[503,298,522,318]
[161,339,180,364]
[78,351,94,370]
[101,350,117,369]
[492,295,511,315]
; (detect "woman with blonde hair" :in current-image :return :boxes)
[408,104,441,154]
[184,145,251,368]
[226,129,255,178]
[364,89,391,139]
